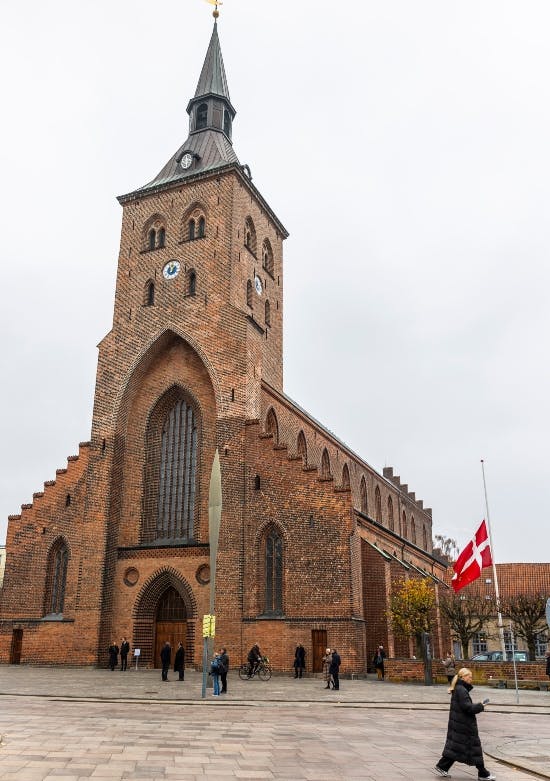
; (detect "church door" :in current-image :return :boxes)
[311,629,327,673]
[154,586,187,668]
[10,628,23,664]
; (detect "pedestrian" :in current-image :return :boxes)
[219,646,229,693]
[442,651,456,684]
[329,648,341,690]
[210,650,223,696]
[293,644,306,679]
[322,647,333,689]
[120,637,130,671]
[174,642,185,681]
[108,641,119,671]
[373,644,386,680]
[160,641,171,682]
[434,667,496,779]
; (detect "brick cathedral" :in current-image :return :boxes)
[0,21,449,672]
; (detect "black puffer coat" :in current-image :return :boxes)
[441,679,485,766]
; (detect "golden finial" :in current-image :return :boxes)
[204,0,222,19]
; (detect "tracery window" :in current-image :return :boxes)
[156,586,186,621]
[265,528,283,615]
[44,538,69,616]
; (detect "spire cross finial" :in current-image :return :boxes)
[204,0,222,19]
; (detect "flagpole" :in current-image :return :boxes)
[480,459,506,657]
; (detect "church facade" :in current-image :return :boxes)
[0,23,449,672]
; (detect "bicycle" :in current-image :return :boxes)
[238,657,272,680]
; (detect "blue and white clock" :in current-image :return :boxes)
[162,260,181,280]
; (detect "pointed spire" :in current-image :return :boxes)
[194,22,230,101]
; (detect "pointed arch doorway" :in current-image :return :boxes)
[154,586,187,668]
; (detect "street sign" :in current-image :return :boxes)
[202,614,216,638]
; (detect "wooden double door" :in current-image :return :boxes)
[311,629,327,673]
[153,586,187,668]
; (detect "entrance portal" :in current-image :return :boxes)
[10,628,23,664]
[311,629,327,673]
[154,586,187,668]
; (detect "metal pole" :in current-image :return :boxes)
[509,621,519,704]
[481,460,506,657]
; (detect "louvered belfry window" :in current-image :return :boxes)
[156,399,198,541]
[265,529,283,614]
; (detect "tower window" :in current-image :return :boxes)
[262,239,274,277]
[145,280,155,306]
[148,229,156,250]
[196,103,208,130]
[254,475,261,491]
[158,227,165,248]
[188,270,196,296]
[247,279,253,308]
[244,217,257,255]
[223,110,231,137]
[188,219,196,241]
[198,216,205,238]
[265,300,271,326]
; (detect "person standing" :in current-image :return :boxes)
[174,642,185,681]
[329,648,341,691]
[442,652,456,684]
[373,645,386,680]
[293,644,306,679]
[160,641,171,682]
[120,637,130,671]
[219,647,229,694]
[211,650,222,696]
[322,648,333,689]
[108,641,119,671]
[434,667,495,779]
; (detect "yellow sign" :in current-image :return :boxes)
[202,614,216,638]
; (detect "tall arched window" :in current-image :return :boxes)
[198,217,205,238]
[143,392,199,543]
[341,463,350,490]
[265,408,278,443]
[321,448,331,479]
[262,239,274,277]
[411,517,416,545]
[360,476,368,514]
[375,486,382,523]
[188,219,196,241]
[244,217,257,255]
[157,227,166,248]
[423,525,428,550]
[402,511,408,539]
[265,528,283,614]
[196,102,208,130]
[148,229,156,250]
[387,495,394,532]
[297,431,307,464]
[265,300,271,326]
[246,280,253,307]
[44,538,69,616]
[145,280,155,306]
[188,270,196,296]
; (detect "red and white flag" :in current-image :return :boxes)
[451,520,493,593]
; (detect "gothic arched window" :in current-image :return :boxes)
[265,408,278,443]
[411,517,417,545]
[360,476,368,514]
[148,229,156,250]
[265,528,283,614]
[375,486,382,523]
[402,511,408,539]
[198,217,205,238]
[143,391,199,543]
[188,270,196,296]
[197,102,208,130]
[341,463,350,490]
[188,219,196,241]
[321,448,331,479]
[145,280,155,306]
[157,227,166,248]
[244,216,257,255]
[387,495,394,532]
[297,431,307,464]
[423,525,428,550]
[262,239,274,277]
[44,538,69,616]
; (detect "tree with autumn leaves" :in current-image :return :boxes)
[388,577,435,658]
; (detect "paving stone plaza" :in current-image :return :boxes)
[0,667,549,780]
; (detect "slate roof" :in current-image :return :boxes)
[193,22,230,101]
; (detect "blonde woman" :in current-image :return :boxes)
[434,668,495,780]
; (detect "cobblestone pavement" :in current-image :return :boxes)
[0,666,548,780]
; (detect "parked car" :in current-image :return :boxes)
[470,650,530,662]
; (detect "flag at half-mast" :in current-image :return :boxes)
[451,520,493,593]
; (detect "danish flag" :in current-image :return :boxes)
[451,520,493,593]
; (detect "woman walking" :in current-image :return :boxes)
[434,667,495,779]
[442,651,456,684]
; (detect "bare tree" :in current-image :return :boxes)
[439,594,495,658]
[433,535,459,564]
[501,594,547,659]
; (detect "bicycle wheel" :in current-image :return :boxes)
[258,665,272,681]
[238,665,250,680]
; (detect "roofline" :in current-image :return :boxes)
[261,380,433,518]
[117,163,289,238]
[355,510,447,568]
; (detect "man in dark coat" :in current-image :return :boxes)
[434,668,495,779]
[160,641,171,681]
[174,642,185,681]
[219,647,229,693]
[329,648,341,690]
[120,637,130,671]
[108,641,119,671]
[373,645,386,680]
[293,644,306,679]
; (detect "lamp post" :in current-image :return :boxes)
[202,449,222,698]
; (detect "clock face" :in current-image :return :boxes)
[180,153,193,170]
[163,260,181,280]
[254,275,263,295]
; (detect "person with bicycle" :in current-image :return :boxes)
[247,643,262,678]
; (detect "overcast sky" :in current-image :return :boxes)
[1,1,548,563]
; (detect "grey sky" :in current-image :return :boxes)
[1,0,548,562]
